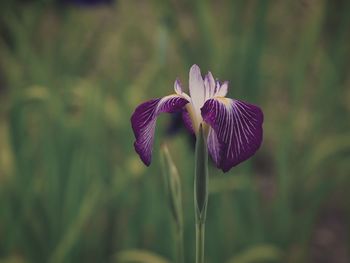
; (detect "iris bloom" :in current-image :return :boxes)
[131,65,263,172]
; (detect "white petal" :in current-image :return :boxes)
[174,79,183,94]
[215,81,228,97]
[189,64,205,123]
[204,71,216,99]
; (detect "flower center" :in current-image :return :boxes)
[186,100,206,134]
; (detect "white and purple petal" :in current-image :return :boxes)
[215,81,228,97]
[174,78,191,101]
[207,128,221,166]
[174,79,183,94]
[182,109,194,134]
[201,98,263,172]
[189,64,205,122]
[204,71,216,99]
[131,95,189,166]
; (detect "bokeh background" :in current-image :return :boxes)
[0,0,349,262]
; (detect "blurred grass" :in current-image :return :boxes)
[0,0,349,263]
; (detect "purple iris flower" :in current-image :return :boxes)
[131,65,264,172]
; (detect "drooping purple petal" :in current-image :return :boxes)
[131,95,189,166]
[201,98,263,172]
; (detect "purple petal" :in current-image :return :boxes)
[201,98,263,172]
[131,95,189,166]
[207,128,221,166]
[204,71,215,99]
[182,109,194,134]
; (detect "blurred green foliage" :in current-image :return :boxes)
[0,0,350,262]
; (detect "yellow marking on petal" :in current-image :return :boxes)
[215,96,230,106]
[185,104,199,133]
[201,122,210,138]
[163,93,177,99]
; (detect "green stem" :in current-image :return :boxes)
[195,222,205,263]
[194,125,209,263]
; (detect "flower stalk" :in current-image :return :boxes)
[194,125,209,263]
[196,222,205,263]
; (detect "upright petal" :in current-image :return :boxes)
[174,79,191,101]
[174,79,183,95]
[204,71,216,99]
[215,81,228,97]
[189,64,205,121]
[131,95,189,166]
[201,98,263,172]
